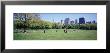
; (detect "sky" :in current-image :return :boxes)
[39,13,97,23]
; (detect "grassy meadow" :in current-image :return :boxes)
[14,29,97,40]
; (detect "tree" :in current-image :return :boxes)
[14,13,40,32]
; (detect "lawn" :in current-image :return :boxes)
[14,29,97,40]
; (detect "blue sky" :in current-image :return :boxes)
[39,13,97,23]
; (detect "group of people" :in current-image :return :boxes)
[43,28,76,33]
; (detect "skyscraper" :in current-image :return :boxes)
[92,20,96,24]
[61,20,63,24]
[86,21,91,24]
[70,20,74,25]
[75,19,78,24]
[79,17,85,24]
[64,18,70,25]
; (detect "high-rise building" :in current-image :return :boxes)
[79,17,85,24]
[75,19,78,24]
[64,18,70,25]
[86,21,91,24]
[92,20,96,24]
[61,20,63,24]
[70,20,74,25]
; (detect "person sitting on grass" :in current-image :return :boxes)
[73,29,76,32]
[64,28,67,33]
[56,29,57,32]
[44,29,45,33]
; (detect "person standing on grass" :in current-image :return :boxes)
[66,28,67,33]
[44,29,45,33]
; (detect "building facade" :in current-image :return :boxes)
[92,20,96,24]
[64,18,70,25]
[79,17,85,24]
[75,19,78,24]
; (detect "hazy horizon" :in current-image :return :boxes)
[40,13,97,23]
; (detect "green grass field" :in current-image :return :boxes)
[14,29,97,40]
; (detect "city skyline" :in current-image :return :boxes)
[39,13,97,23]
